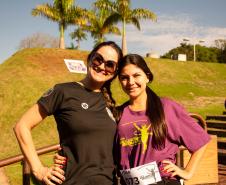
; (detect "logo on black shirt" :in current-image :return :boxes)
[81,103,89,109]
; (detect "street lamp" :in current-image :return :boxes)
[183,38,205,61]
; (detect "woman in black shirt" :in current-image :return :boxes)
[14,41,123,185]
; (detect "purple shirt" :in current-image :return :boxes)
[115,98,210,178]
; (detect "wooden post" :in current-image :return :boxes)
[22,160,31,185]
[183,135,218,184]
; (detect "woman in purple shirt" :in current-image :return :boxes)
[114,54,210,185]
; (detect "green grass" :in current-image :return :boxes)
[0,48,225,184]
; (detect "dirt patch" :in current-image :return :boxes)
[26,48,89,76]
[181,96,225,108]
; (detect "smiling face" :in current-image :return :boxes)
[119,64,149,99]
[88,45,119,84]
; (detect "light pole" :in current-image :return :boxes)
[183,38,205,61]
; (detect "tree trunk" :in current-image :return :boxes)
[59,24,65,49]
[122,19,127,56]
[77,39,80,49]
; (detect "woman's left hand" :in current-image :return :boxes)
[161,160,192,180]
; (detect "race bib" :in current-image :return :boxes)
[120,161,162,185]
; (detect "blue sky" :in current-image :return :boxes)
[0,0,226,64]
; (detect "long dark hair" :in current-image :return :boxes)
[88,41,123,115]
[117,54,167,149]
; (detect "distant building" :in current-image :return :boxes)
[146,51,160,59]
[178,54,187,61]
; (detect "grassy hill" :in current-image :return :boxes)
[0,48,225,184]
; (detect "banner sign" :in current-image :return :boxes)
[64,59,87,74]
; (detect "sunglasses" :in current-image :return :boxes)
[90,52,117,73]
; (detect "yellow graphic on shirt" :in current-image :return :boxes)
[120,122,152,154]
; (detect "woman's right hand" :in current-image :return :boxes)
[53,153,67,167]
[40,151,67,184]
[161,160,192,180]
[33,165,65,185]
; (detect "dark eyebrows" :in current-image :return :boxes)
[119,74,128,79]
[120,72,142,76]
[133,72,142,75]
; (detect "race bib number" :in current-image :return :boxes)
[120,161,162,185]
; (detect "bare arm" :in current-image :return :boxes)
[182,143,208,179]
[14,104,64,184]
[162,142,209,180]
[14,103,47,180]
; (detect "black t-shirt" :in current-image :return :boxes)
[38,82,117,185]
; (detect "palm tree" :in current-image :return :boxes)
[32,0,88,49]
[70,27,87,49]
[83,0,121,45]
[98,0,157,55]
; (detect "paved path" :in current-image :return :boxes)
[0,167,10,185]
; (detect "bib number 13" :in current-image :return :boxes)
[125,177,140,185]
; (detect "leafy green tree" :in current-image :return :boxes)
[70,27,87,49]
[219,49,226,63]
[97,0,157,55]
[32,0,88,49]
[196,45,218,63]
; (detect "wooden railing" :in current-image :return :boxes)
[189,113,207,131]
[0,144,60,185]
[0,113,207,185]
[176,113,207,167]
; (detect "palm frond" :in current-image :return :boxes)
[70,28,87,40]
[53,0,74,12]
[132,8,157,21]
[65,6,88,25]
[106,26,121,35]
[130,17,140,30]
[31,4,61,22]
[93,0,114,12]
[103,13,122,28]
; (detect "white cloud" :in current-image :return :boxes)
[110,14,226,56]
